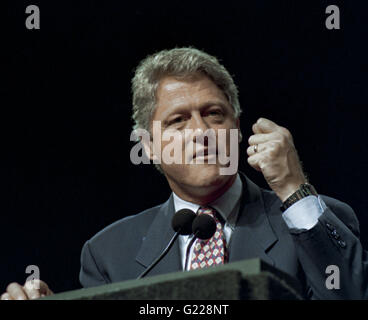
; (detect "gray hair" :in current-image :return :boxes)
[131,47,242,132]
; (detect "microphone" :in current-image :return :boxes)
[137,209,196,279]
[171,209,197,235]
[184,213,217,270]
[192,213,217,240]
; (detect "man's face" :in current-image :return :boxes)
[149,73,240,196]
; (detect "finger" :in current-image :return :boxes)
[254,118,279,133]
[6,282,28,300]
[23,280,53,299]
[247,152,263,172]
[248,132,277,146]
[1,292,12,300]
[23,280,41,300]
[252,122,262,134]
[39,280,53,296]
[246,142,267,156]
[24,279,53,299]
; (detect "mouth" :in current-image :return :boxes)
[191,148,218,161]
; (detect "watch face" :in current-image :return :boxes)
[301,184,309,196]
[301,184,316,196]
[281,184,317,212]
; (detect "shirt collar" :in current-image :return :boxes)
[172,173,243,224]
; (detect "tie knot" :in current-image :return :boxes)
[197,207,226,226]
[197,207,215,217]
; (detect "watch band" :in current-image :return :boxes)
[280,183,318,212]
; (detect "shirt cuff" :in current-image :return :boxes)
[282,195,327,230]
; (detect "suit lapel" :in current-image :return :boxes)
[135,173,279,275]
[228,173,278,266]
[135,195,182,276]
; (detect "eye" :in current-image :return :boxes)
[167,116,186,126]
[209,110,221,115]
[172,116,184,123]
[206,109,224,117]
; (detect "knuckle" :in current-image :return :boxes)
[6,282,19,292]
[278,133,288,144]
[6,282,26,300]
[269,141,278,150]
[269,141,280,155]
[24,280,32,286]
[25,279,42,292]
[258,158,266,169]
[280,127,291,138]
[24,282,35,291]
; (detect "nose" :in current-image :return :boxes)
[189,112,210,144]
[190,111,209,131]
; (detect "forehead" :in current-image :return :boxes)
[154,74,230,118]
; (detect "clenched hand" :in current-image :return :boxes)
[247,117,307,202]
[1,280,53,300]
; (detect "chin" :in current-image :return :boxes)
[191,165,223,185]
[174,164,227,188]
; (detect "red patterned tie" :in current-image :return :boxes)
[190,207,227,270]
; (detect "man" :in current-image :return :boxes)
[2,47,367,300]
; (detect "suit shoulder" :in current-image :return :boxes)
[87,204,162,245]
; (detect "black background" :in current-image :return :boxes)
[1,1,368,294]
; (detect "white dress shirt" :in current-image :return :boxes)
[172,174,326,270]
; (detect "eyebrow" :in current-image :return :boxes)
[162,100,229,120]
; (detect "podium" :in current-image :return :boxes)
[43,258,304,300]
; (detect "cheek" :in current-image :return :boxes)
[215,128,233,156]
[158,134,187,165]
[160,163,192,184]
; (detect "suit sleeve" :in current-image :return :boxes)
[79,240,109,288]
[290,200,368,299]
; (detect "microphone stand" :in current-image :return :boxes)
[138,213,215,278]
[137,231,180,279]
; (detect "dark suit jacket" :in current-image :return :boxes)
[79,173,368,299]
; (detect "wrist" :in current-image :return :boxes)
[280,183,318,212]
[276,180,307,202]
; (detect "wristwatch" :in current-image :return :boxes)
[280,183,318,212]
